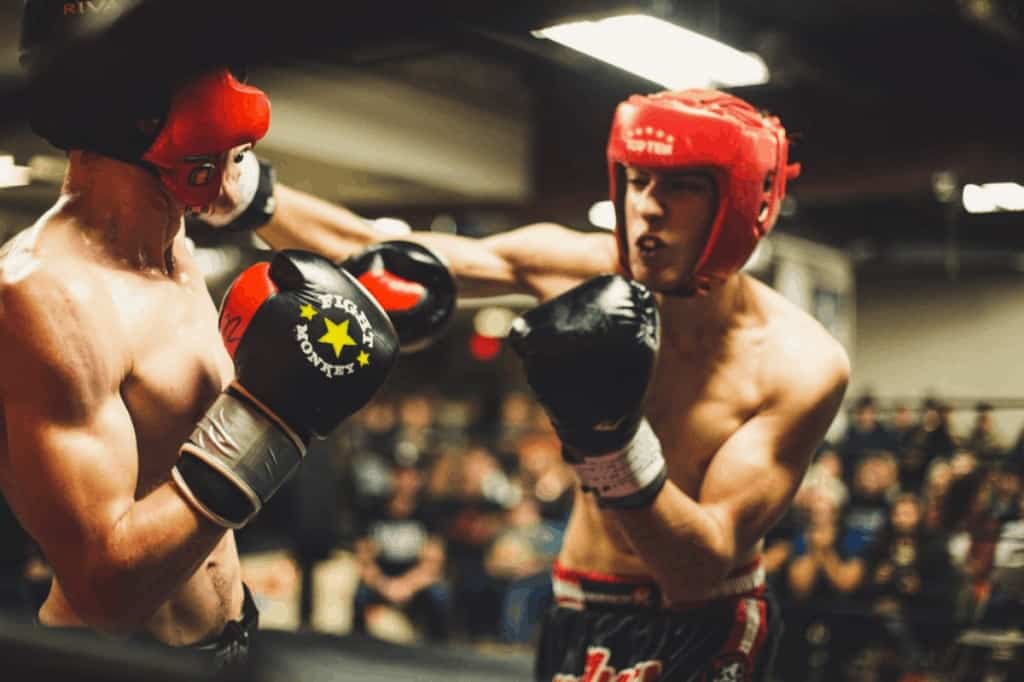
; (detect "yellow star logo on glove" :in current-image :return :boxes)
[300,304,318,320]
[318,318,357,358]
[357,351,370,367]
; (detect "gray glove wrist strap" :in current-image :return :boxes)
[173,387,305,529]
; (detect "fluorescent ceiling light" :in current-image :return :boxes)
[534,14,769,89]
[963,182,1024,214]
[588,200,616,230]
[0,155,31,189]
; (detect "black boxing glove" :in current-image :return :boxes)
[507,275,667,509]
[172,250,399,528]
[340,241,456,353]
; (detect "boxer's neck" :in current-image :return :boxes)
[657,273,755,350]
[61,151,183,273]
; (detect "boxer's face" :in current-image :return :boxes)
[202,144,253,221]
[622,166,716,291]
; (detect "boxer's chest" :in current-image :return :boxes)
[112,263,234,495]
[644,332,766,497]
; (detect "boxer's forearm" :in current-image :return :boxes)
[257,185,527,297]
[256,184,377,259]
[607,483,734,602]
[401,231,530,298]
[74,483,226,631]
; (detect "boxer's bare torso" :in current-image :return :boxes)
[0,159,243,644]
[556,273,834,586]
[373,222,846,602]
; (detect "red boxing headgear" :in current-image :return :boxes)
[607,89,800,294]
[142,68,271,212]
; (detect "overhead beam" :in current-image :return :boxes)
[258,65,532,203]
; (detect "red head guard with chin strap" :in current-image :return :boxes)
[142,68,271,213]
[607,89,800,294]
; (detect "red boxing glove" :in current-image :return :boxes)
[341,241,456,353]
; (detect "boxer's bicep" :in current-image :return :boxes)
[1,279,137,589]
[5,368,139,600]
[699,358,848,564]
[6,393,138,562]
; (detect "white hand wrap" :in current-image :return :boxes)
[573,419,667,508]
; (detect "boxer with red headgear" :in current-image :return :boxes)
[216,86,847,679]
[0,0,397,664]
[607,89,800,294]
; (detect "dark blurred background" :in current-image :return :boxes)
[2,1,1024,680]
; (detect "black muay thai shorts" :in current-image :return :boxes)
[535,560,780,682]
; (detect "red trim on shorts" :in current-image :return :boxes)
[668,584,766,612]
[552,557,766,612]
[552,558,760,587]
[552,561,658,586]
[708,595,769,677]
[723,597,749,653]
[749,597,769,661]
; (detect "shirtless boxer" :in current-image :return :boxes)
[244,89,849,680]
[0,1,398,663]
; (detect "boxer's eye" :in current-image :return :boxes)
[234,145,253,164]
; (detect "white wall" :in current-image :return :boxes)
[853,272,1024,441]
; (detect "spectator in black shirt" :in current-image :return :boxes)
[839,395,896,480]
[901,399,958,493]
[865,494,956,667]
[890,403,916,454]
[964,402,1006,464]
[351,458,450,641]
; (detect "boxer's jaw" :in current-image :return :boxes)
[62,150,185,272]
[622,166,715,293]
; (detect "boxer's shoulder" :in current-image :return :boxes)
[0,237,125,397]
[748,277,850,407]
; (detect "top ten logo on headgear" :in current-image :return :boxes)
[624,127,675,156]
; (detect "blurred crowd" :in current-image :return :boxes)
[333,391,574,645]
[767,396,1024,681]
[231,389,577,646]
[1,391,1023,680]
